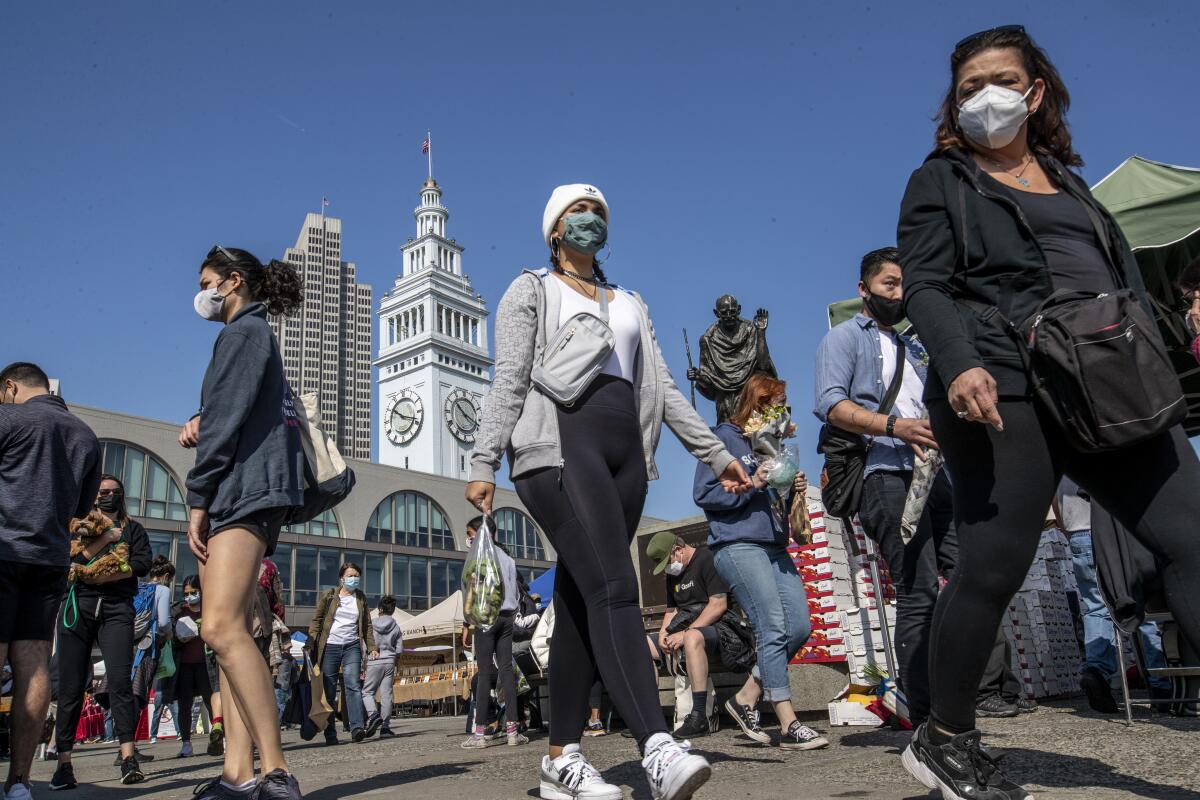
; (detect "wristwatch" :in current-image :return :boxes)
[885,414,898,438]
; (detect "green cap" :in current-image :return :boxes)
[646,531,679,576]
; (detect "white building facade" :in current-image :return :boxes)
[375,177,492,478]
[270,212,374,460]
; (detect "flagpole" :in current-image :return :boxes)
[427,129,433,178]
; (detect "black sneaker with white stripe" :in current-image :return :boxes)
[539,745,622,800]
[779,721,829,750]
[902,722,1032,800]
[723,698,770,744]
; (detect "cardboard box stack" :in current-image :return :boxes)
[1002,527,1082,699]
[789,498,851,665]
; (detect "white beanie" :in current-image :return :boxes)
[542,184,609,246]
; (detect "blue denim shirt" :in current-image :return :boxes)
[813,313,929,476]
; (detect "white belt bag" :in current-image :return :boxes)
[531,274,615,407]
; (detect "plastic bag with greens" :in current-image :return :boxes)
[462,517,504,630]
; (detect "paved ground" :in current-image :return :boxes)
[21,699,1200,799]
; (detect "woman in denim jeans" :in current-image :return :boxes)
[693,374,829,750]
[306,563,377,745]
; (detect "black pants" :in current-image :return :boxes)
[55,595,136,752]
[929,399,1200,732]
[978,627,1021,701]
[858,469,956,727]
[473,613,517,729]
[515,376,662,750]
[174,661,214,743]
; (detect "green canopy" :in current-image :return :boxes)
[1093,156,1200,434]
[827,298,862,329]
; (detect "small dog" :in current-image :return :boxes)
[68,509,130,582]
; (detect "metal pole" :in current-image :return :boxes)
[846,517,899,680]
[683,329,697,407]
[452,631,459,717]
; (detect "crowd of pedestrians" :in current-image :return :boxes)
[3,23,1199,800]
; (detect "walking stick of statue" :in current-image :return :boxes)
[683,329,696,408]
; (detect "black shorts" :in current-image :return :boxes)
[0,561,69,643]
[210,507,289,556]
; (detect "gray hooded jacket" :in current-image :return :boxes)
[370,613,403,664]
[469,269,735,485]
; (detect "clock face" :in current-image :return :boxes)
[444,389,481,443]
[384,391,423,445]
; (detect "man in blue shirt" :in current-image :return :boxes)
[813,248,955,726]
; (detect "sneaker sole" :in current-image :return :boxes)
[48,782,76,791]
[780,736,830,751]
[662,762,712,800]
[539,780,623,800]
[121,769,145,785]
[722,699,771,745]
[975,707,1019,718]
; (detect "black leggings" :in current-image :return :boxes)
[515,376,662,750]
[929,398,1200,732]
[174,661,214,743]
[55,596,136,752]
[473,613,517,728]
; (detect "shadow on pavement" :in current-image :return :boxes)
[303,761,481,800]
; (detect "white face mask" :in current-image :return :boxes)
[664,559,684,577]
[193,280,230,322]
[957,84,1036,150]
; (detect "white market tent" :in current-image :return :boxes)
[369,606,413,623]
[400,590,464,642]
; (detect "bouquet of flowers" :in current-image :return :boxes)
[743,404,799,490]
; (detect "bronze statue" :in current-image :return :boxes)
[687,295,777,422]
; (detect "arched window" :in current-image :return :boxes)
[366,491,454,550]
[493,508,546,561]
[98,440,187,521]
[282,508,341,538]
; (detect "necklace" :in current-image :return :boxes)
[983,153,1034,188]
[556,267,601,299]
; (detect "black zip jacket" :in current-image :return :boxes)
[897,147,1152,400]
[70,517,152,602]
[185,302,304,528]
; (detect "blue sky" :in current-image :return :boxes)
[3,1,1198,521]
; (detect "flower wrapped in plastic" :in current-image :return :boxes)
[461,518,504,630]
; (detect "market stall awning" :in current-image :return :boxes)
[1093,156,1200,434]
[400,591,464,642]
[528,566,555,608]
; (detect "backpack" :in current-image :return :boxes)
[287,391,357,524]
[132,582,159,646]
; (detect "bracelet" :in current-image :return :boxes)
[886,414,898,438]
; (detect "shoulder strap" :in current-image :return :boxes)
[878,335,906,416]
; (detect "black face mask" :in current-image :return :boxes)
[864,292,905,327]
[97,495,122,515]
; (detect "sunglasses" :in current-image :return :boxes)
[207,244,239,263]
[954,24,1026,52]
[97,489,124,497]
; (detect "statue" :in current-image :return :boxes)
[687,295,777,422]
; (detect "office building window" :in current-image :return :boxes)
[98,441,187,521]
[493,508,546,561]
[366,491,454,550]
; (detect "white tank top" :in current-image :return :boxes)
[557,285,641,383]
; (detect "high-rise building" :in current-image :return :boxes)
[271,212,373,461]
[375,176,491,478]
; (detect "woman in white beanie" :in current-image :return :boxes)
[467,184,751,800]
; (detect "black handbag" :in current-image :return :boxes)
[818,336,907,518]
[965,290,1185,452]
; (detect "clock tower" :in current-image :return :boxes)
[375,175,492,478]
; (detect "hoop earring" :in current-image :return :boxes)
[595,244,612,265]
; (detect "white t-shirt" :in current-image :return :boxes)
[326,593,359,646]
[879,330,926,422]
[557,286,640,383]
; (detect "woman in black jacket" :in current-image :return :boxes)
[181,246,306,800]
[897,26,1200,800]
[50,474,152,789]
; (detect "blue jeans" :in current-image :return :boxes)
[149,700,177,739]
[713,543,811,702]
[320,641,365,735]
[274,687,290,723]
[1069,530,1169,689]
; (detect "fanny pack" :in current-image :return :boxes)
[964,289,1185,452]
[530,270,616,406]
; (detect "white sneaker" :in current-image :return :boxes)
[539,745,623,800]
[642,737,711,800]
[149,737,157,744]
[5,782,33,800]
[178,741,193,758]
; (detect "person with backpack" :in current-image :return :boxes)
[49,474,153,790]
[896,26,1200,799]
[467,184,752,800]
[181,246,306,800]
[136,557,177,737]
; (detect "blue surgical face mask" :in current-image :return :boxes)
[185,593,200,605]
[560,212,608,256]
[343,576,361,590]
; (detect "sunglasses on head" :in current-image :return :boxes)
[207,244,239,263]
[954,24,1026,52]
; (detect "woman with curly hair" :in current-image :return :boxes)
[180,245,307,800]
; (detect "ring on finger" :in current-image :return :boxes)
[956,409,970,419]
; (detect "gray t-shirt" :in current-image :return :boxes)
[496,545,519,613]
[1058,477,1091,533]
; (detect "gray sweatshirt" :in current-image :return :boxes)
[470,269,734,485]
[370,614,403,663]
